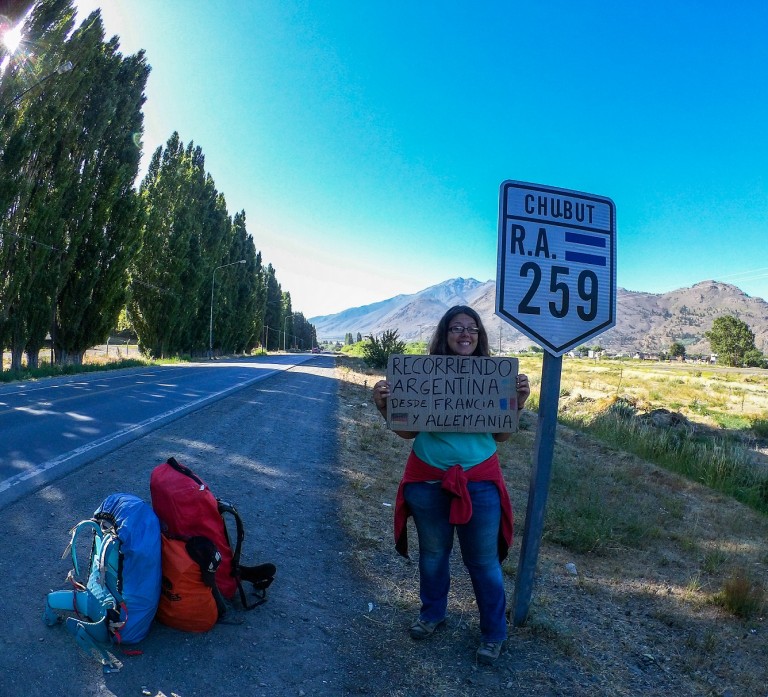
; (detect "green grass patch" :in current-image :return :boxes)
[701,548,730,575]
[0,358,149,383]
[750,417,768,438]
[543,444,660,554]
[560,405,768,516]
[710,412,752,430]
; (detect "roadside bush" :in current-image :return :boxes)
[715,569,766,619]
[362,329,406,370]
[750,417,768,439]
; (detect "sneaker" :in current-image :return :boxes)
[476,641,504,665]
[409,618,444,640]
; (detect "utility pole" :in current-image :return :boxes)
[209,259,245,359]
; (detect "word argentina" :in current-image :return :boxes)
[386,355,520,433]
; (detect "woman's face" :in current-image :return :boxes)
[445,312,479,355]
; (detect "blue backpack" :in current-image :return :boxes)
[43,493,162,672]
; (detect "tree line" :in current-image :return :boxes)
[349,315,765,371]
[0,0,316,371]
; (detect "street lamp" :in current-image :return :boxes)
[5,60,73,108]
[209,259,245,359]
[283,313,296,352]
[418,324,430,353]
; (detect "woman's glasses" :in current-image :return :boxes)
[448,325,480,335]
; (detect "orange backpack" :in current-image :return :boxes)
[156,536,224,633]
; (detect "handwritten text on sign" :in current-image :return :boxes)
[385,355,520,432]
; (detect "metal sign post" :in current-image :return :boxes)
[512,350,561,625]
[495,180,616,625]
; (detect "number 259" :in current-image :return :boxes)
[518,263,599,320]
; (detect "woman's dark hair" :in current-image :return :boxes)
[428,305,490,357]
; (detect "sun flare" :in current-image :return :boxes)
[1,20,23,54]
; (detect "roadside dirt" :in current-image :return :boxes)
[334,359,768,697]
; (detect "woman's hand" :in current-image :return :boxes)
[372,380,390,411]
[494,372,531,443]
[516,373,530,409]
[373,379,418,439]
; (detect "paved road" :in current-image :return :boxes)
[0,354,314,509]
[0,355,382,696]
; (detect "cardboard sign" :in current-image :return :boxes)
[385,355,520,432]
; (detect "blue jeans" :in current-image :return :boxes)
[404,480,507,642]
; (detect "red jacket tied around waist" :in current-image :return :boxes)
[394,451,514,560]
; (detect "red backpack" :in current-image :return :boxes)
[150,457,275,611]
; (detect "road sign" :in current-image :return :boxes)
[496,181,616,356]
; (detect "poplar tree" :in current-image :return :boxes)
[131,135,269,357]
[281,291,293,350]
[262,264,282,351]
[0,2,147,367]
[130,135,218,358]
[289,311,316,351]
[225,210,262,353]
[193,181,233,355]
[53,19,148,364]
[0,0,75,369]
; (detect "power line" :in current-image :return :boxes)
[715,267,768,282]
[130,278,177,297]
[0,230,63,252]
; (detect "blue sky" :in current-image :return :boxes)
[69,0,768,318]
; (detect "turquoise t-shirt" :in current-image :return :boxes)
[412,431,497,471]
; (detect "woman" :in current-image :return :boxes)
[372,305,530,665]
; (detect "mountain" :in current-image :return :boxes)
[309,277,487,342]
[309,279,768,356]
[605,283,768,355]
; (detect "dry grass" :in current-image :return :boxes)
[335,355,768,696]
[541,357,768,432]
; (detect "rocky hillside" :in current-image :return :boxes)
[310,279,768,356]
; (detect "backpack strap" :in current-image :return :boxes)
[166,456,206,488]
[91,514,124,606]
[97,532,123,606]
[63,519,102,578]
[239,562,276,600]
[185,536,228,619]
[216,499,244,567]
[217,499,274,609]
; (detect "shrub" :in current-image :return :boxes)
[362,329,406,370]
[750,417,768,439]
[715,569,766,619]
